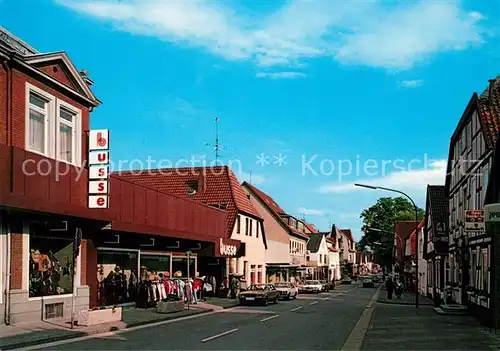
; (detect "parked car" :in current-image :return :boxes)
[363,278,375,288]
[238,284,280,306]
[319,280,330,292]
[274,282,298,300]
[298,280,323,293]
[341,277,352,285]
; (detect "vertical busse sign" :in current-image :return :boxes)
[88,129,110,208]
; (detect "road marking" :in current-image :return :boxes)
[322,297,329,300]
[290,306,303,312]
[18,310,218,350]
[309,301,318,306]
[201,328,239,343]
[260,314,279,322]
[341,286,381,351]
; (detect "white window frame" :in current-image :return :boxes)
[25,83,55,157]
[57,99,82,166]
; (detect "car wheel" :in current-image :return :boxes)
[274,297,278,304]
[293,293,297,299]
[264,298,268,306]
[286,293,291,301]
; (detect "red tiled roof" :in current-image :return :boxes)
[409,219,424,255]
[244,183,286,215]
[243,182,309,240]
[306,223,319,233]
[115,166,261,237]
[478,77,500,148]
[394,221,417,251]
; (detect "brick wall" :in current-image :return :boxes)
[0,62,6,145]
[80,239,88,285]
[39,63,78,91]
[10,233,23,289]
[10,68,90,162]
[85,239,98,308]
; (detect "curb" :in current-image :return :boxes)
[376,298,434,306]
[0,309,211,350]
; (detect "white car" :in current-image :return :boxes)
[274,282,298,300]
[299,280,322,293]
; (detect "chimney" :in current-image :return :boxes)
[80,69,94,87]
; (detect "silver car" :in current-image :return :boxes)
[274,282,298,300]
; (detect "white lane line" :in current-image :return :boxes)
[290,306,303,312]
[201,328,239,343]
[309,301,318,306]
[322,297,329,300]
[260,314,279,322]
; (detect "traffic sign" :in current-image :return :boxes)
[465,210,485,232]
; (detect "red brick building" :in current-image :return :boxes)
[0,27,239,325]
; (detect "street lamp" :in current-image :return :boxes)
[355,183,420,308]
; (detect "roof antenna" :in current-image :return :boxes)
[204,116,232,163]
[249,170,252,185]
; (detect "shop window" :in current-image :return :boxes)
[140,254,171,279]
[257,265,262,283]
[250,265,256,284]
[171,255,196,278]
[480,249,488,291]
[97,250,139,306]
[29,235,74,298]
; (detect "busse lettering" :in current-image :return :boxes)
[88,129,110,209]
[219,238,237,256]
[489,212,500,220]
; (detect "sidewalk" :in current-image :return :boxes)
[362,303,500,350]
[377,291,434,305]
[0,305,211,350]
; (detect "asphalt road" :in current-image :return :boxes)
[35,284,377,350]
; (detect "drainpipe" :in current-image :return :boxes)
[4,216,11,325]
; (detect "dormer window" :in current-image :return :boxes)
[187,180,198,195]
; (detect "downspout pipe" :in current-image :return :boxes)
[4,215,11,325]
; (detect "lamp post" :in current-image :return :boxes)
[355,183,420,308]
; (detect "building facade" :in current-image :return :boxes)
[444,78,499,324]
[0,27,240,325]
[306,233,329,280]
[241,182,309,283]
[423,185,449,302]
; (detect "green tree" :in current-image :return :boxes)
[358,197,424,270]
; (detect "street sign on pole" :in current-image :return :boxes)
[70,228,82,329]
[465,210,485,232]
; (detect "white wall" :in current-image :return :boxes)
[230,213,266,284]
[309,235,329,266]
[266,240,290,264]
[417,227,427,295]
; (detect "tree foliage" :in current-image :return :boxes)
[358,197,424,268]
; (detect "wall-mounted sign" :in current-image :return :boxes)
[465,210,485,232]
[219,238,237,256]
[485,204,500,223]
[88,129,110,209]
[435,222,446,235]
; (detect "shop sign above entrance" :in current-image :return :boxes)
[88,129,110,209]
[219,238,237,256]
[464,210,484,232]
[485,204,500,223]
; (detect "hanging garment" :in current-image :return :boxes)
[164,280,172,295]
[177,279,185,300]
[157,282,166,300]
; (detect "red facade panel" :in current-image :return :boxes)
[133,185,147,225]
[146,188,158,227]
[0,65,6,145]
[38,63,79,91]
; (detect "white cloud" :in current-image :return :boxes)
[239,171,266,185]
[338,212,360,220]
[57,0,485,69]
[256,72,306,79]
[298,207,330,216]
[318,159,447,194]
[399,79,424,88]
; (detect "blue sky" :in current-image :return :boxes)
[2,0,500,240]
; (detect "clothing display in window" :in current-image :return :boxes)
[29,247,73,298]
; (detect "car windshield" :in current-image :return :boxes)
[305,280,320,284]
[274,283,289,288]
[248,284,267,291]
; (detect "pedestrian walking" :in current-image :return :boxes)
[386,277,394,300]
